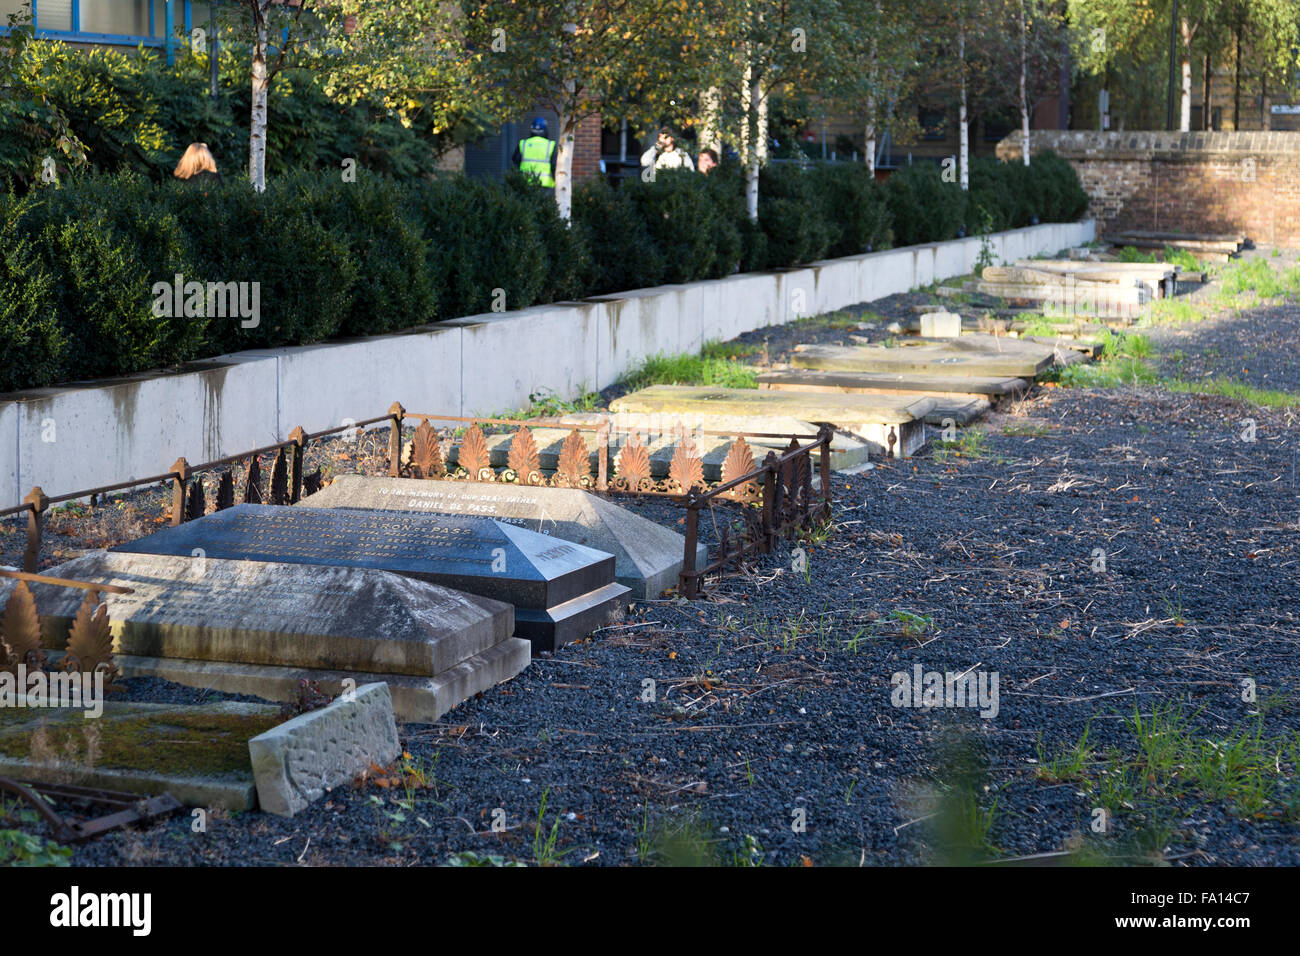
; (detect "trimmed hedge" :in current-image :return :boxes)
[0,155,1089,393]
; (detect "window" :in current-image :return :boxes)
[919,108,946,141]
[80,0,153,37]
[35,0,73,31]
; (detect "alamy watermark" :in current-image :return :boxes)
[152,273,260,328]
[890,664,999,718]
[0,665,104,719]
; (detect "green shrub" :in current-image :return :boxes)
[170,173,356,352]
[0,193,63,392]
[573,178,665,294]
[506,172,596,303]
[409,176,546,317]
[810,163,891,256]
[883,163,965,246]
[297,173,436,336]
[17,173,205,379]
[625,168,737,282]
[756,164,832,268]
[1031,150,1089,222]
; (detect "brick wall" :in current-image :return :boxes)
[571,114,603,181]
[996,130,1300,245]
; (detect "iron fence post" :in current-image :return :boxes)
[681,487,701,599]
[818,424,833,520]
[761,450,779,553]
[388,402,405,477]
[596,423,609,492]
[288,426,306,503]
[170,458,190,526]
[22,487,47,574]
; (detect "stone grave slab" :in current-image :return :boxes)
[792,343,1051,380]
[0,697,279,810]
[609,386,932,458]
[558,411,873,473]
[249,682,400,817]
[12,550,530,722]
[110,505,628,652]
[302,475,705,600]
[757,369,1028,403]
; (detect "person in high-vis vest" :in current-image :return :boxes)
[513,118,557,188]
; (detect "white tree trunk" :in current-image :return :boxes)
[554,113,576,222]
[248,14,269,192]
[865,118,876,175]
[1179,21,1192,131]
[959,25,969,191]
[702,86,722,153]
[741,61,760,222]
[1020,0,1030,165]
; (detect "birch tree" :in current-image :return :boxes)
[461,0,698,221]
[829,0,921,174]
[238,0,311,191]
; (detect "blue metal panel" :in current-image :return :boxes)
[164,0,173,62]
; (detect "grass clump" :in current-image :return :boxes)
[621,347,758,390]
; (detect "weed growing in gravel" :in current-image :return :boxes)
[1164,378,1300,409]
[499,388,604,420]
[0,828,72,867]
[532,787,575,866]
[1069,703,1300,830]
[444,851,525,867]
[927,732,1001,863]
[889,609,934,639]
[933,429,987,461]
[1001,422,1050,438]
[1147,297,1207,325]
[1035,726,1095,783]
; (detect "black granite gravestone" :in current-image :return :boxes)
[111,505,628,651]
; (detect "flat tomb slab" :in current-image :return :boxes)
[791,344,1051,379]
[302,476,701,600]
[609,385,934,426]
[17,551,513,678]
[557,412,873,473]
[110,505,627,652]
[118,639,532,725]
[757,369,1028,401]
[0,699,278,811]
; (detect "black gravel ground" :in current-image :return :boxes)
[10,257,1300,868]
[68,390,1300,867]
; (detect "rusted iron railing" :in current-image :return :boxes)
[678,424,834,599]
[2,403,836,597]
[0,410,396,573]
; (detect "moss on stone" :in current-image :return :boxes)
[0,710,280,778]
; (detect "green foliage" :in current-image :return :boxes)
[506,172,596,304]
[883,164,966,246]
[755,164,832,268]
[409,176,547,319]
[810,163,891,256]
[574,178,665,295]
[620,349,759,391]
[0,146,1091,392]
[0,36,448,191]
[0,828,72,866]
[0,191,62,392]
[625,169,739,282]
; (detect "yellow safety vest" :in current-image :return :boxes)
[519,136,556,187]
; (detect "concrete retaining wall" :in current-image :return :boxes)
[0,219,1094,507]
